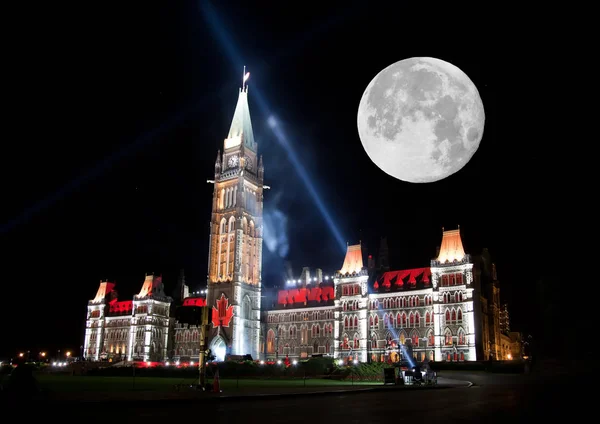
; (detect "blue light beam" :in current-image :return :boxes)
[199,0,347,252]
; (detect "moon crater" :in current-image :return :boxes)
[357,57,485,183]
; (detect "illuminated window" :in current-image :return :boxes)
[369,315,374,327]
[456,274,463,285]
[374,315,379,327]
[354,316,358,329]
[445,309,451,321]
[428,332,434,346]
[409,313,415,326]
[458,331,465,345]
[415,312,420,327]
[451,309,457,322]
[445,330,452,345]
[396,312,401,327]
[457,309,463,322]
[449,274,456,286]
[460,352,465,361]
[441,275,448,286]
[425,312,430,325]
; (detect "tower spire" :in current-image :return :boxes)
[242,66,250,91]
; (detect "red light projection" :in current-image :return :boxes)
[378,267,431,289]
[183,297,207,307]
[277,284,334,306]
[108,299,133,313]
[212,294,234,328]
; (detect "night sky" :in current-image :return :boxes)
[2,2,564,359]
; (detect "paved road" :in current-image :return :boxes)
[21,372,589,422]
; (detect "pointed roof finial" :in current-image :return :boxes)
[242,66,250,91]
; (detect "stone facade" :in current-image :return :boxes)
[83,274,172,362]
[265,229,505,363]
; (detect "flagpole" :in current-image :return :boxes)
[243,66,246,90]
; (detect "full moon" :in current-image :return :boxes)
[357,57,485,183]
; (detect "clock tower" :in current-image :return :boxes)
[206,72,265,360]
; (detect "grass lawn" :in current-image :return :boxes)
[35,374,381,392]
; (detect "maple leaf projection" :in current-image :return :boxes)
[212,294,234,328]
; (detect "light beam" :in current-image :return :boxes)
[199,0,346,252]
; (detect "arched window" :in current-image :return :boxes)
[371,333,377,348]
[428,331,434,346]
[451,309,457,322]
[354,316,358,328]
[384,314,389,328]
[396,312,401,327]
[374,315,379,327]
[326,340,331,355]
[425,312,430,325]
[457,292,463,302]
[458,330,465,345]
[354,334,360,349]
[242,296,252,320]
[460,352,465,361]
[267,329,275,353]
[445,329,452,345]
[415,312,420,326]
[369,315,374,327]
[409,313,415,326]
[457,309,463,322]
[401,313,407,326]
[445,309,451,321]
[344,316,349,329]
[412,332,419,346]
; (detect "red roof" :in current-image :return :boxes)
[183,297,206,307]
[378,268,431,289]
[277,284,334,307]
[108,299,133,313]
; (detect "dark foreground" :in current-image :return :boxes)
[13,372,588,422]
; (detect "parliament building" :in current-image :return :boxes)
[83,76,513,364]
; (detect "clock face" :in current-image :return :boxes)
[227,155,239,168]
[244,155,253,170]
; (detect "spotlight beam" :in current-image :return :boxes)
[199,1,346,252]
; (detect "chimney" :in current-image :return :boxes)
[315,268,323,283]
[300,267,311,287]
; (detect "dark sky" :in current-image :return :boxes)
[2,2,564,359]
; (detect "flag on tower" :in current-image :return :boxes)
[243,72,250,83]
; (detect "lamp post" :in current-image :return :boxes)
[198,306,209,389]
